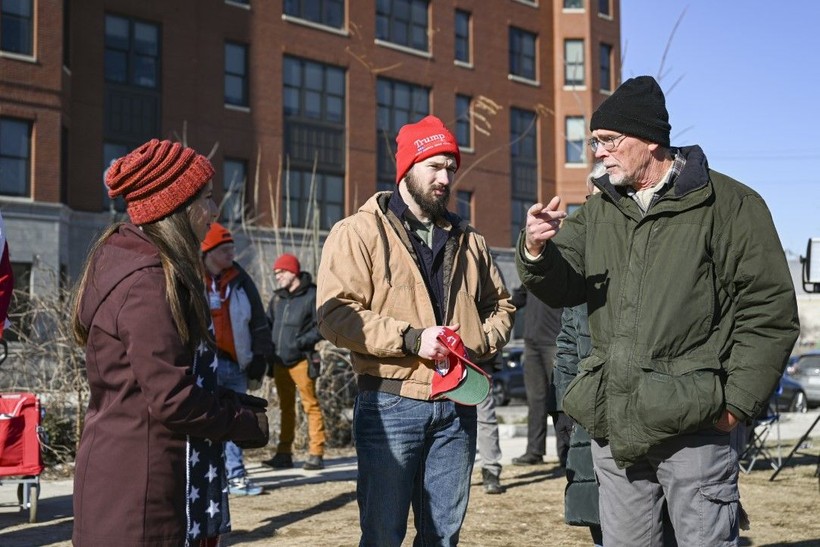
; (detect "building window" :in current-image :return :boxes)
[222,158,247,223]
[225,41,249,107]
[0,117,31,197]
[284,0,344,29]
[598,0,611,17]
[600,42,613,92]
[563,0,583,9]
[564,39,584,87]
[454,9,470,64]
[1,0,33,56]
[565,116,586,164]
[376,0,429,53]
[510,108,538,245]
[283,56,346,230]
[509,27,537,81]
[227,0,250,5]
[103,143,128,212]
[104,15,160,88]
[376,78,430,190]
[455,95,472,150]
[283,171,344,231]
[456,190,472,223]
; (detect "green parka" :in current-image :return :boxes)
[516,145,799,468]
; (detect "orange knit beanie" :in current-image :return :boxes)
[105,139,214,224]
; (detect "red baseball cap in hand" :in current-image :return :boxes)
[430,328,491,406]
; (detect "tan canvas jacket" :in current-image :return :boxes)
[317,192,515,400]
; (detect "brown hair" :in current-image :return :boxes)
[71,192,213,351]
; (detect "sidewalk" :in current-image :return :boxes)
[1,405,818,527]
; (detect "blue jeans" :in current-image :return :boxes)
[217,358,248,480]
[353,390,477,547]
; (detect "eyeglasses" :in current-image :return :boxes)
[587,133,627,153]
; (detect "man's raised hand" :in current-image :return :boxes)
[524,196,566,256]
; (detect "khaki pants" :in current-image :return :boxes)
[273,359,326,456]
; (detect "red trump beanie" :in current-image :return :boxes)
[394,115,460,183]
[273,253,300,275]
[105,139,214,225]
[201,222,233,253]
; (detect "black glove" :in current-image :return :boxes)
[234,407,269,449]
[247,355,268,382]
[215,388,269,448]
[235,391,268,409]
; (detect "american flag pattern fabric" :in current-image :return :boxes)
[186,330,231,544]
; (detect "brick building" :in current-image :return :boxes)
[0,0,620,307]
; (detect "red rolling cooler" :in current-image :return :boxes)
[0,391,44,523]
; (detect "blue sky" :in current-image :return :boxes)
[620,2,820,256]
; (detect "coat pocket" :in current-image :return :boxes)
[562,354,607,439]
[634,361,724,441]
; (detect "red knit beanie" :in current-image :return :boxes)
[273,253,300,275]
[394,115,460,183]
[105,139,215,225]
[201,222,233,253]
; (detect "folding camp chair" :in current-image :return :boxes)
[739,401,782,473]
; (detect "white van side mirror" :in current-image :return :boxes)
[801,238,820,292]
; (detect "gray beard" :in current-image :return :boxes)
[406,172,450,220]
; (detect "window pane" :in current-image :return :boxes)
[305,63,323,91]
[225,43,247,106]
[225,43,246,73]
[456,95,471,148]
[133,22,158,56]
[510,27,537,80]
[600,43,612,91]
[105,15,129,48]
[564,0,583,8]
[283,87,300,114]
[225,76,244,105]
[133,55,157,88]
[0,118,31,196]
[284,0,344,28]
[376,0,429,52]
[454,10,470,62]
[326,69,344,95]
[565,116,586,164]
[4,0,32,17]
[0,158,27,195]
[1,9,33,55]
[0,119,30,155]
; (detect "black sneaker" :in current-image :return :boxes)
[511,452,545,466]
[482,468,505,495]
[303,455,324,470]
[262,453,294,469]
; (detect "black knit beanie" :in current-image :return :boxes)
[589,75,671,147]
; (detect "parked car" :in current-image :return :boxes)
[772,373,808,413]
[786,351,820,407]
[491,346,526,406]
